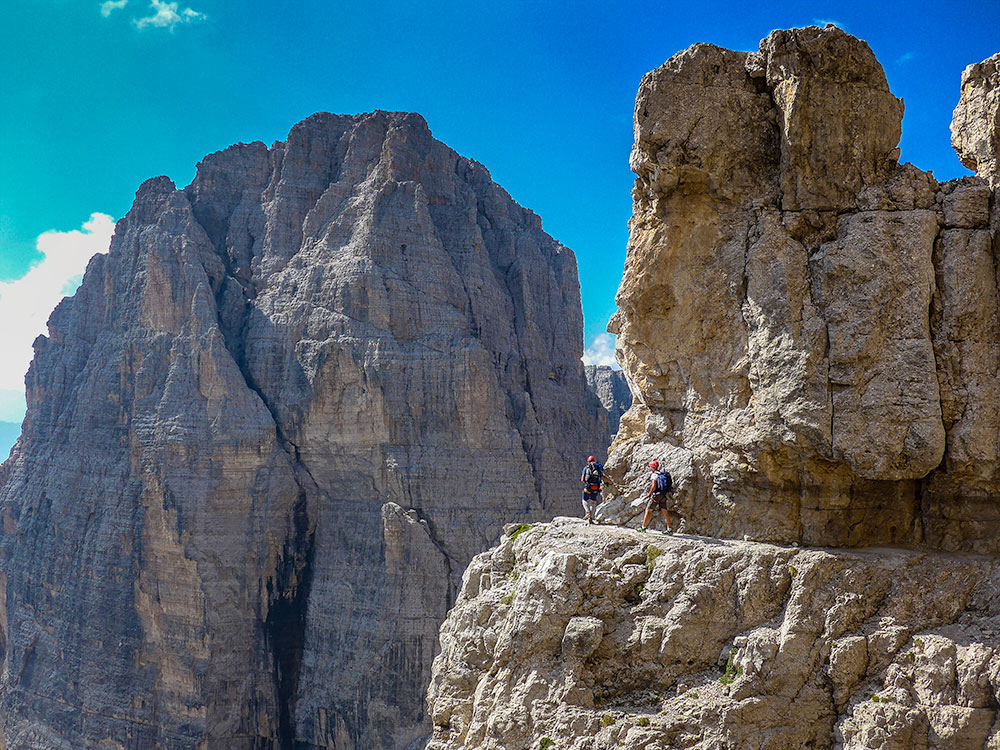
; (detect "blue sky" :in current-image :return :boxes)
[1,0,998,437]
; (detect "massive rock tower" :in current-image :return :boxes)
[609,26,1000,552]
[426,29,1000,750]
[0,111,607,749]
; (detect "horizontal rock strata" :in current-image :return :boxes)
[609,26,1000,552]
[0,111,608,749]
[427,520,1000,750]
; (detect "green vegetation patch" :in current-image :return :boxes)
[720,649,742,685]
[637,717,650,727]
[509,523,534,541]
[601,714,616,727]
[645,545,664,571]
[539,737,555,750]
[500,593,514,605]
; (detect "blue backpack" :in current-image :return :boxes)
[655,470,672,494]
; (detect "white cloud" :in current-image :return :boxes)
[100,0,129,17]
[0,213,115,393]
[896,52,916,65]
[134,0,205,30]
[582,333,620,369]
[812,18,846,30]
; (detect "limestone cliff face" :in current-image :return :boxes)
[0,111,607,749]
[608,26,1000,552]
[953,52,1000,188]
[584,365,632,442]
[427,521,1000,750]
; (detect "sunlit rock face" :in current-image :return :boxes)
[0,111,608,749]
[426,520,1000,750]
[952,52,1000,189]
[608,26,1000,552]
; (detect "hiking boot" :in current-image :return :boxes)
[665,528,673,535]
[584,510,592,523]
[639,526,647,533]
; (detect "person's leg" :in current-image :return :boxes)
[661,507,672,532]
[642,503,654,530]
[582,492,591,518]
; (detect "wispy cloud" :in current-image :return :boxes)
[896,52,916,65]
[583,333,620,369]
[100,0,129,17]
[134,0,205,30]
[812,18,847,30]
[0,213,114,393]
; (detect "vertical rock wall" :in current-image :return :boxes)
[609,26,1000,552]
[584,365,632,443]
[0,111,608,749]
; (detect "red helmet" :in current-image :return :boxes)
[649,460,659,469]
[588,456,596,462]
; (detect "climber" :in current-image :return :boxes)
[640,460,674,534]
[581,456,604,524]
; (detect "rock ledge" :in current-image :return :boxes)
[428,520,1000,750]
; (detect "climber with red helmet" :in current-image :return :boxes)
[641,459,674,534]
[580,455,604,524]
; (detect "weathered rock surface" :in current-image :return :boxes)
[427,521,1000,750]
[0,111,608,749]
[609,26,1000,551]
[585,365,632,441]
[953,52,1000,188]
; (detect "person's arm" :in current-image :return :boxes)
[602,473,619,491]
[646,475,654,497]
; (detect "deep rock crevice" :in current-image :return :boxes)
[264,492,316,750]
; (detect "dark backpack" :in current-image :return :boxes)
[584,462,603,491]
[655,470,672,494]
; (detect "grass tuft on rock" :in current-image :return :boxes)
[720,649,742,685]
[645,545,664,571]
[509,523,534,541]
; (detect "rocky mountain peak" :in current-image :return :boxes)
[0,111,609,749]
